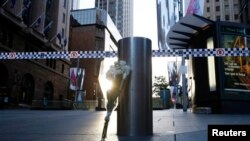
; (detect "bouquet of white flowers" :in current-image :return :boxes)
[101,60,130,140]
[106,60,130,81]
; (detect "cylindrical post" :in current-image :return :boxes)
[117,37,152,136]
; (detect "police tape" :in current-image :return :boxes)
[0,48,249,59]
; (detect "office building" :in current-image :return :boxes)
[0,0,72,109]
[70,8,122,103]
[204,0,241,22]
[95,0,133,37]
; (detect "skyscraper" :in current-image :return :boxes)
[95,0,133,37]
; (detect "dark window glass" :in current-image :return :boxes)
[61,64,65,74]
[63,13,65,23]
[63,0,66,8]
[234,14,238,20]
[216,6,220,11]
[53,60,56,69]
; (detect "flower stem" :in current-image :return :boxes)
[101,119,109,139]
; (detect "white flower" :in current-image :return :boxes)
[106,60,130,81]
[119,60,126,66]
[121,65,130,79]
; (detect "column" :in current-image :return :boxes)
[117,37,153,136]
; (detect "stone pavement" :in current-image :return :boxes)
[0,108,250,141]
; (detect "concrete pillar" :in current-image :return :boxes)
[117,37,153,136]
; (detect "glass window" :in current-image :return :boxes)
[62,28,64,38]
[225,5,229,11]
[207,7,210,12]
[216,6,220,11]
[234,4,238,9]
[53,60,56,69]
[44,0,52,36]
[46,59,56,70]
[234,14,238,20]
[61,64,65,74]
[96,37,104,50]
[63,13,65,23]
[63,0,66,8]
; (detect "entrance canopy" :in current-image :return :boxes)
[167,14,215,49]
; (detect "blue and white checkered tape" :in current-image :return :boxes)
[0,48,249,59]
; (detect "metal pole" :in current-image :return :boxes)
[75,57,79,103]
[117,37,152,136]
[181,57,188,112]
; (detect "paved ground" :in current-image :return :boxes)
[0,108,250,141]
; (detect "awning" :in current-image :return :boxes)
[167,14,215,49]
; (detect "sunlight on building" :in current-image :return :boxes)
[98,58,117,101]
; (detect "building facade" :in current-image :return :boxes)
[239,0,250,24]
[157,0,184,50]
[204,0,241,22]
[166,0,250,113]
[70,8,122,102]
[71,0,81,10]
[0,0,72,108]
[95,0,133,37]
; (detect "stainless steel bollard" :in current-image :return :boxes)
[117,37,153,136]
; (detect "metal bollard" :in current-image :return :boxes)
[117,37,153,136]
